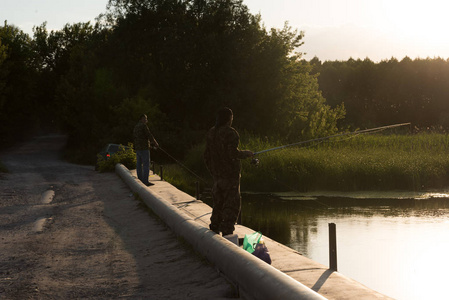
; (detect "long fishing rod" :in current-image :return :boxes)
[253,122,411,157]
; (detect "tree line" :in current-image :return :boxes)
[310,56,449,130]
[1,0,343,163]
[1,0,449,164]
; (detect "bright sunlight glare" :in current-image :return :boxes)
[3,0,449,61]
[383,1,449,44]
[245,0,449,61]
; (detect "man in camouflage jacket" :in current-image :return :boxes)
[134,114,159,186]
[204,107,253,236]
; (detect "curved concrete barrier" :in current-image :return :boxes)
[116,164,326,300]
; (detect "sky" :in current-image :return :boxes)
[2,0,449,62]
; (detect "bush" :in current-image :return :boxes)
[97,143,136,172]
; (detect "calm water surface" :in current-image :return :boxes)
[241,193,449,300]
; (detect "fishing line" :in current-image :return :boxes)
[194,212,212,220]
[250,123,411,208]
[158,145,327,213]
[255,135,363,208]
[172,200,201,207]
[158,146,209,184]
[158,123,410,209]
[253,122,411,157]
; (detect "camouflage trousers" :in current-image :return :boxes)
[209,177,241,235]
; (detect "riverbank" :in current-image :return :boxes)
[117,164,392,299]
[157,132,449,194]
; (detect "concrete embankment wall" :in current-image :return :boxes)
[116,164,392,299]
[116,164,325,300]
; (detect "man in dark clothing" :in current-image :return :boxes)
[133,114,159,186]
[204,107,253,236]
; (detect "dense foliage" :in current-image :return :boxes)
[0,23,40,143]
[311,57,449,130]
[3,0,449,171]
[96,143,136,172]
[1,0,342,163]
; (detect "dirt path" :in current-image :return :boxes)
[0,135,237,299]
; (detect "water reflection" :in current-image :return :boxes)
[241,193,449,300]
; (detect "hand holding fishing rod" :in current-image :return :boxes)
[151,141,159,150]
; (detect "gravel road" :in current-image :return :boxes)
[0,135,237,299]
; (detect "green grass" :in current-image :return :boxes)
[241,133,449,192]
[153,163,209,197]
[170,133,449,193]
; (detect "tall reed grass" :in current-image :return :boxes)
[160,133,449,193]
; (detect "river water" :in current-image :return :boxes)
[240,192,449,300]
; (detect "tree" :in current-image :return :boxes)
[7,0,345,162]
[314,56,449,130]
[0,22,39,144]
[102,0,344,142]
[51,22,113,160]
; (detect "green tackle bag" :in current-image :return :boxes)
[243,231,262,254]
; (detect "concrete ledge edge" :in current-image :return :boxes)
[115,163,326,300]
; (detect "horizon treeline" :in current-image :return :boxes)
[1,0,449,163]
[310,56,449,130]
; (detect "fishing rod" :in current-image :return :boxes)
[251,122,411,164]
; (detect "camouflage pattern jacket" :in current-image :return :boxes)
[133,122,156,151]
[204,125,248,180]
